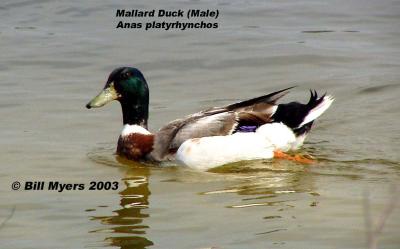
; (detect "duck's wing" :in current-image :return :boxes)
[150,87,294,161]
[150,112,237,161]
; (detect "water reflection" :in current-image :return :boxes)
[212,159,314,184]
[89,155,153,249]
[86,151,347,248]
[156,158,320,216]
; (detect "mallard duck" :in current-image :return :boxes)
[86,67,333,170]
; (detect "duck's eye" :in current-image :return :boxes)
[122,72,131,79]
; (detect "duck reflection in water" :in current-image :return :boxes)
[206,159,319,208]
[90,157,153,249]
[88,151,319,249]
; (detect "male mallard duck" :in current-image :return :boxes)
[86,67,333,170]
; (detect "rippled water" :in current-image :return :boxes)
[1,0,400,248]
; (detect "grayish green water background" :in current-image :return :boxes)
[1,0,400,248]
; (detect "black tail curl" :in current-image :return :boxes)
[271,89,325,135]
[307,89,326,108]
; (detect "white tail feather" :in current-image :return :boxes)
[298,95,334,128]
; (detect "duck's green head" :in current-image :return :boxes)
[86,67,150,127]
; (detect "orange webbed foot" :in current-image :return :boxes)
[273,150,315,164]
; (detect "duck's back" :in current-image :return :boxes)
[150,88,293,161]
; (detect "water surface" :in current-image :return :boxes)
[0,0,400,248]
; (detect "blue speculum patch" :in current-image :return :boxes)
[237,125,257,132]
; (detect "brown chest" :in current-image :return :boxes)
[117,133,154,160]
